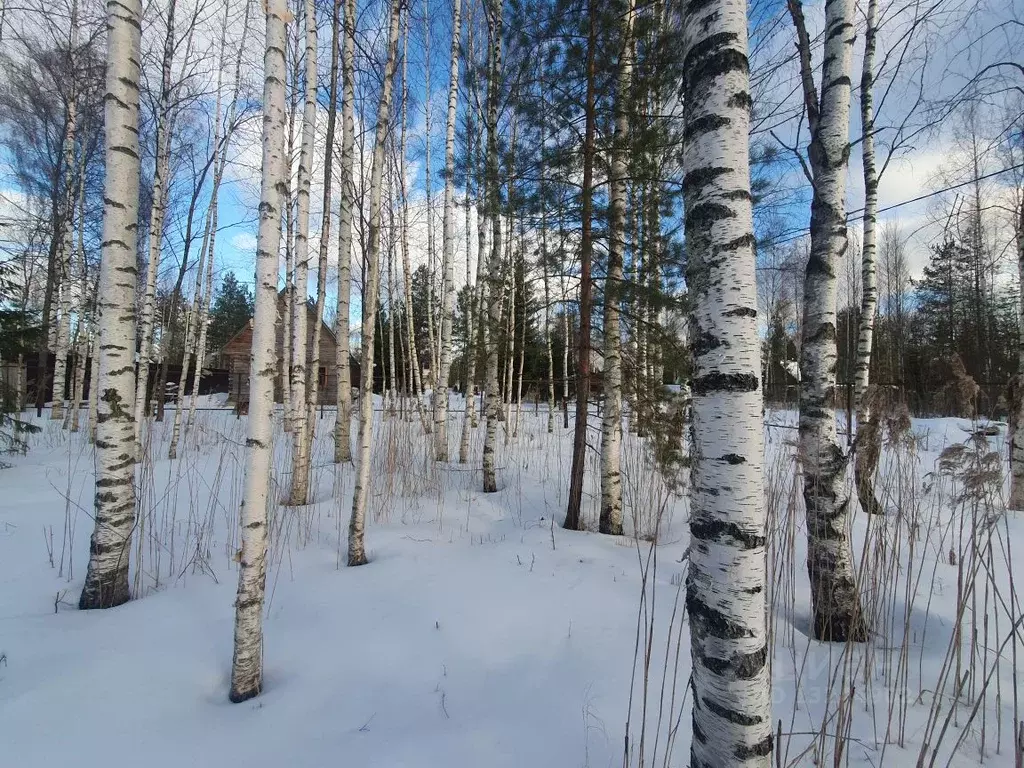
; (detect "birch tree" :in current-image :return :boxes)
[307,0,342,474]
[288,0,317,507]
[598,0,634,536]
[789,0,868,641]
[433,0,462,460]
[424,7,440,395]
[853,0,883,517]
[682,0,773,759]
[459,123,478,453]
[851,0,940,514]
[281,21,302,434]
[78,0,142,610]
[67,173,90,432]
[334,0,356,464]
[459,68,483,463]
[398,9,428,430]
[348,0,403,566]
[230,0,290,703]
[481,0,503,494]
[187,0,253,435]
[133,0,176,458]
[50,51,76,422]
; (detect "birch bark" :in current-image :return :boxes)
[789,0,868,641]
[397,12,430,431]
[306,0,342,472]
[50,111,75,421]
[682,0,772,759]
[334,0,356,463]
[79,0,142,611]
[386,190,398,411]
[51,4,80,422]
[853,0,884,518]
[133,0,176,456]
[68,172,89,433]
[229,0,289,703]
[348,0,403,566]
[458,108,477,461]
[432,0,462,460]
[599,0,634,536]
[481,0,503,494]
[287,0,317,506]
[459,115,486,462]
[281,26,300,433]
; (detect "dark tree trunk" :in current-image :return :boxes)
[564,0,597,531]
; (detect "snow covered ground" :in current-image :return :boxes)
[1,400,1021,767]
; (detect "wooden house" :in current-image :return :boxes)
[210,292,341,406]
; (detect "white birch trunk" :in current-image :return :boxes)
[481,0,503,493]
[790,0,868,641]
[79,0,142,611]
[133,0,176,455]
[598,0,633,536]
[682,0,772,759]
[229,0,289,702]
[51,236,72,420]
[853,0,883,517]
[281,32,300,434]
[853,0,878,416]
[387,200,398,412]
[472,138,487,434]
[423,9,438,392]
[306,0,341,468]
[397,14,429,432]
[463,189,473,413]
[348,0,402,566]
[67,161,89,433]
[503,264,515,433]
[68,334,86,432]
[287,0,316,507]
[432,0,462,460]
[187,209,216,432]
[334,0,356,463]
[458,183,478,461]
[459,118,484,463]
[51,40,78,422]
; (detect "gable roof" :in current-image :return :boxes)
[210,288,337,360]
